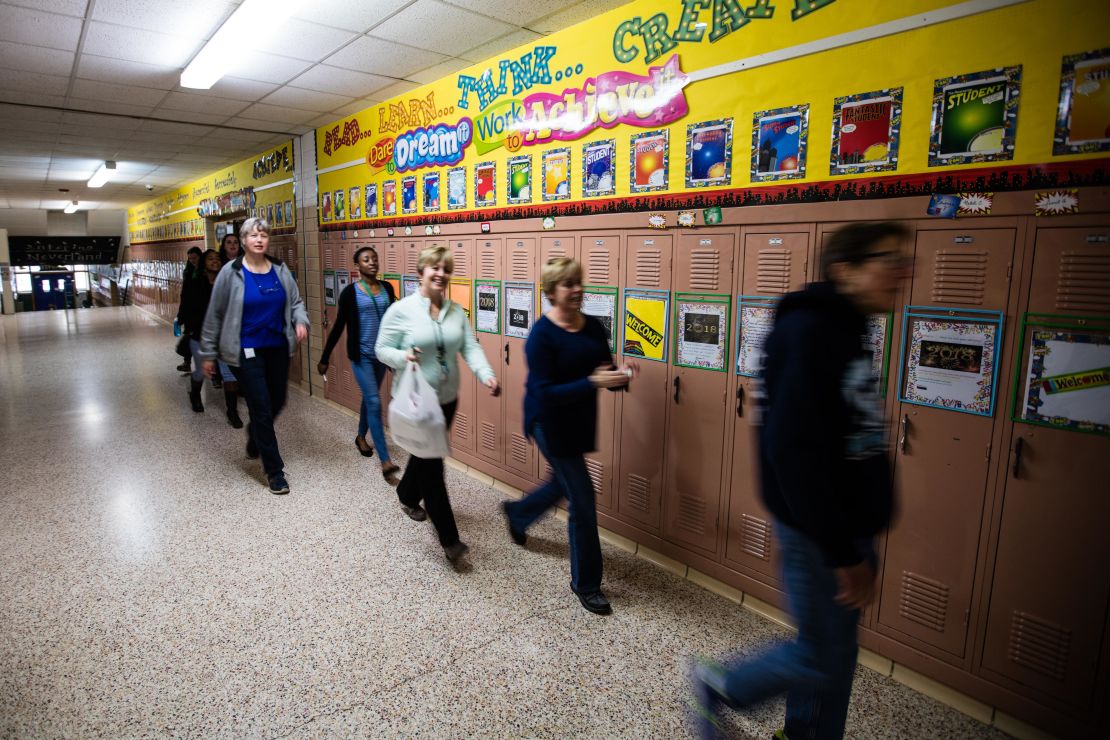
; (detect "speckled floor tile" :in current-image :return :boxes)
[1,308,1009,738]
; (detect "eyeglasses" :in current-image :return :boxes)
[867,250,913,269]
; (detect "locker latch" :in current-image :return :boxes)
[1086,234,1108,243]
[953,236,974,244]
[1012,437,1024,479]
[898,415,909,454]
[768,237,783,245]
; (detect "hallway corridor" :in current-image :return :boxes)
[0,308,1007,738]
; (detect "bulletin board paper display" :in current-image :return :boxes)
[735,295,778,377]
[449,278,472,322]
[504,282,536,339]
[583,286,618,353]
[867,313,894,393]
[402,275,420,298]
[674,293,730,372]
[323,270,337,306]
[1012,314,1110,436]
[475,280,501,334]
[898,307,1003,416]
[335,270,351,296]
[622,289,669,363]
[382,273,401,300]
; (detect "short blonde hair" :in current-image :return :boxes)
[542,256,582,296]
[417,245,454,274]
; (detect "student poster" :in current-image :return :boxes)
[582,139,615,197]
[929,67,1021,166]
[449,278,472,321]
[582,287,618,352]
[364,183,378,218]
[349,186,361,219]
[1019,327,1110,435]
[736,300,776,377]
[335,269,351,297]
[902,315,1000,415]
[475,162,496,207]
[323,269,336,306]
[320,191,332,222]
[475,280,500,333]
[542,148,571,201]
[676,297,728,371]
[284,200,293,226]
[686,119,732,188]
[382,180,397,216]
[447,167,466,209]
[630,130,669,193]
[1055,48,1110,154]
[333,189,345,220]
[831,89,902,174]
[504,282,534,339]
[507,155,532,204]
[273,200,284,225]
[752,105,809,182]
[401,176,417,214]
[402,274,419,297]
[423,172,440,211]
[623,289,668,362]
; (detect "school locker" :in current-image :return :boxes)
[980,225,1110,706]
[449,238,476,454]
[504,236,539,482]
[877,226,1017,661]
[321,240,345,407]
[475,237,504,466]
[615,233,673,534]
[724,228,812,578]
[381,240,403,275]
[663,231,736,557]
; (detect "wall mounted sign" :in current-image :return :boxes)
[1053,46,1110,155]
[474,162,496,207]
[830,88,902,175]
[506,154,532,204]
[926,193,961,218]
[447,167,467,210]
[1034,189,1079,215]
[582,139,615,198]
[401,176,417,214]
[382,180,397,216]
[956,192,993,216]
[402,274,419,297]
[675,293,730,372]
[423,171,441,212]
[736,295,777,377]
[866,312,893,393]
[8,236,120,266]
[582,286,618,352]
[686,118,732,188]
[504,281,535,339]
[752,104,809,182]
[475,279,501,333]
[449,277,472,321]
[629,129,669,193]
[323,269,336,306]
[541,148,571,201]
[928,66,1022,167]
[349,186,361,219]
[623,288,669,362]
[365,183,378,218]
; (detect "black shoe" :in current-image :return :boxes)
[246,438,259,459]
[355,436,373,457]
[176,362,190,373]
[575,590,612,615]
[211,376,222,389]
[443,541,469,562]
[268,473,290,495]
[501,501,526,546]
[226,408,243,429]
[188,380,204,413]
[401,503,427,521]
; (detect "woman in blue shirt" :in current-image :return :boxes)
[318,246,399,481]
[200,218,309,495]
[502,257,636,614]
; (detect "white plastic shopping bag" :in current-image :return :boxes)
[388,362,451,458]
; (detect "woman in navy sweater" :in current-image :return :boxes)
[502,257,636,615]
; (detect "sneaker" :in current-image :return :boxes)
[268,473,290,495]
[401,503,427,521]
[443,541,469,562]
[690,659,728,739]
[575,589,612,615]
[500,501,526,546]
[246,438,259,459]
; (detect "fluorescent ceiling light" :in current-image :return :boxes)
[64,200,79,214]
[181,0,298,89]
[88,161,116,188]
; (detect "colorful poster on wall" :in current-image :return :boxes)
[1054,47,1110,155]
[583,139,615,197]
[686,119,732,188]
[1018,326,1110,435]
[273,201,283,225]
[507,155,532,204]
[423,172,440,212]
[736,299,776,377]
[623,289,668,362]
[630,129,669,193]
[321,191,332,222]
[582,287,618,352]
[382,180,397,216]
[447,167,466,209]
[752,104,809,182]
[323,269,336,306]
[334,189,345,220]
[542,148,571,201]
[830,88,902,174]
[449,277,472,320]
[402,274,419,297]
[401,176,417,214]
[365,184,378,218]
[676,296,729,371]
[929,66,1022,166]
[475,280,500,333]
[504,282,535,339]
[347,186,359,219]
[284,200,294,226]
[475,162,496,207]
[901,312,1001,415]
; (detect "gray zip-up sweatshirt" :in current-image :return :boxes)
[198,256,309,366]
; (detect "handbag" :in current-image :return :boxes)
[388,362,451,458]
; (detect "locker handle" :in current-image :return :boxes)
[504,343,509,366]
[898,415,908,454]
[1012,437,1024,479]
[736,385,744,417]
[673,376,680,403]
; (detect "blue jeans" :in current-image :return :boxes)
[230,346,289,477]
[352,356,390,464]
[720,523,869,740]
[505,424,603,594]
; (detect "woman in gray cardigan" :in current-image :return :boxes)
[200,217,309,495]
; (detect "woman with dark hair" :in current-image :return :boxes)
[176,246,204,372]
[200,217,309,495]
[179,250,223,412]
[318,245,399,481]
[218,233,240,264]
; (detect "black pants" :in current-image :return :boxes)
[397,401,458,546]
[230,346,290,477]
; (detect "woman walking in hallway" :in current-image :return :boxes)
[200,217,309,495]
[501,257,634,615]
[376,245,500,563]
[176,246,203,373]
[318,245,400,481]
[218,233,240,264]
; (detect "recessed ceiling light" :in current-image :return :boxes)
[88,161,116,188]
[181,0,297,89]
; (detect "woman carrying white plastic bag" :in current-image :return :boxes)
[389,362,450,459]
[376,245,500,563]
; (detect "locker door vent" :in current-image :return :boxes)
[453,413,469,442]
[690,249,721,291]
[479,250,497,278]
[510,433,530,465]
[756,248,791,294]
[587,250,610,284]
[543,463,553,480]
[480,422,497,452]
[1056,251,1110,312]
[511,248,531,281]
[931,251,988,305]
[585,458,604,495]
[405,250,418,275]
[740,514,771,561]
[385,250,399,273]
[677,494,707,535]
[452,249,471,278]
[635,249,662,287]
[627,474,650,512]
[1008,610,1070,681]
[342,369,354,394]
[324,247,334,269]
[899,572,948,632]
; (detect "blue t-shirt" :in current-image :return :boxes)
[355,283,389,359]
[240,266,286,350]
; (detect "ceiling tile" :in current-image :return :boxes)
[224,51,314,85]
[287,65,392,98]
[528,0,629,35]
[0,103,63,122]
[222,116,299,133]
[406,57,471,85]
[237,103,319,126]
[70,79,170,106]
[82,21,200,68]
[325,35,447,78]
[260,86,355,113]
[2,1,89,18]
[158,91,249,116]
[137,119,215,137]
[150,110,234,126]
[0,69,70,96]
[60,109,142,130]
[0,41,75,76]
[442,0,570,27]
[209,128,279,143]
[91,0,235,38]
[75,53,182,90]
[372,1,515,55]
[0,5,84,51]
[291,0,412,34]
[458,28,544,63]
[66,97,158,117]
[199,76,279,102]
[243,18,358,63]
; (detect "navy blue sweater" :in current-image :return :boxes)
[524,315,614,457]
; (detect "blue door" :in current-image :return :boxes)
[31,273,74,310]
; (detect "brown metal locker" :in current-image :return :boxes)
[878,226,1016,661]
[449,238,476,454]
[403,240,421,277]
[504,236,538,482]
[980,226,1110,705]
[724,229,812,576]
[321,241,344,406]
[581,233,621,513]
[663,232,736,557]
[381,240,402,275]
[615,234,673,534]
[475,237,504,466]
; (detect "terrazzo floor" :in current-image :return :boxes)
[0,307,1010,738]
